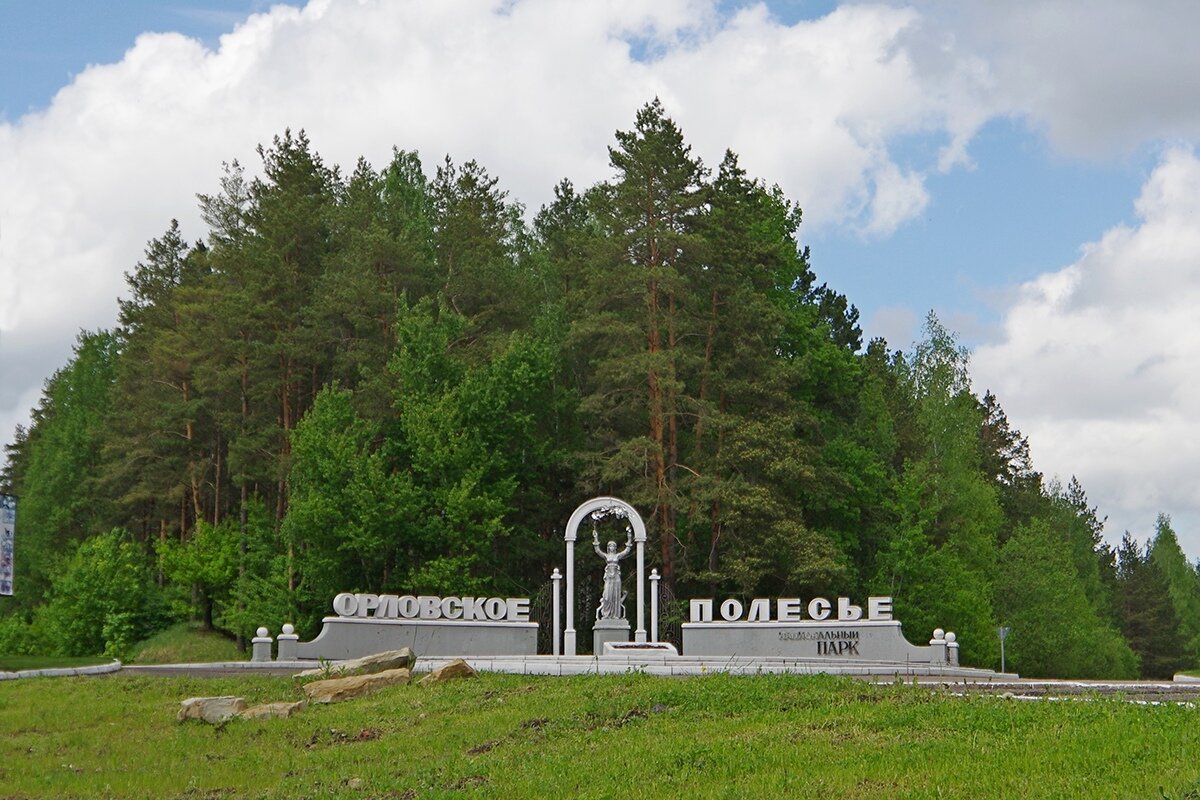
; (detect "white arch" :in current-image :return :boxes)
[562,497,647,654]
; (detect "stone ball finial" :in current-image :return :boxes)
[256,626,269,638]
[933,628,945,640]
[945,632,956,643]
[281,623,295,636]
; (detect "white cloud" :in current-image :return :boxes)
[7,0,1200,559]
[899,0,1200,158]
[865,305,918,348]
[1,0,967,458]
[973,148,1200,555]
[865,162,929,236]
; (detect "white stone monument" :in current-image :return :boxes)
[296,592,537,659]
[591,524,634,653]
[682,594,959,665]
[561,497,647,655]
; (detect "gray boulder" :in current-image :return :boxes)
[302,667,412,704]
[178,696,247,724]
[240,700,307,720]
[417,659,476,686]
[295,648,416,679]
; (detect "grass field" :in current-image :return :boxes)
[126,622,245,665]
[1,671,1199,799]
[1,622,243,673]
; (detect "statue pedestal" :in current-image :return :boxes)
[593,618,630,655]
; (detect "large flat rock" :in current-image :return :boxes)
[302,667,411,704]
[178,696,247,723]
[417,658,476,686]
[240,700,307,719]
[295,647,415,679]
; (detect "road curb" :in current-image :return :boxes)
[0,659,123,680]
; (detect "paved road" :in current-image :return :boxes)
[119,664,302,677]
[881,677,1200,703]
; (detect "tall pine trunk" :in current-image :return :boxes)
[707,389,727,594]
[665,288,679,594]
[693,289,719,455]
[279,352,294,592]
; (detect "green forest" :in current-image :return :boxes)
[2,101,1198,679]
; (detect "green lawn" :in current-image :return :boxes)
[1,671,1198,798]
[126,622,245,664]
[2,622,244,673]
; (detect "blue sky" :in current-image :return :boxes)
[2,0,1199,555]
[815,119,1150,343]
[0,2,279,119]
[0,0,1152,344]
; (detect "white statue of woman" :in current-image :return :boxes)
[593,526,634,620]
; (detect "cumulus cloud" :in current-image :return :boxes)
[864,162,930,235]
[866,305,918,348]
[900,0,1200,158]
[973,148,1200,552]
[6,0,1200,557]
[0,0,970,454]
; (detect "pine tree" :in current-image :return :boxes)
[571,99,707,594]
[1150,514,1200,667]
[1045,478,1121,629]
[1117,532,1190,678]
[432,156,534,334]
[4,332,120,607]
[686,151,846,596]
[103,222,214,545]
[997,519,1136,677]
[874,313,1000,665]
[312,151,438,419]
[978,390,1043,530]
[9,111,1193,678]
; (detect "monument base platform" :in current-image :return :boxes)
[402,653,1017,680]
[297,617,537,660]
[592,619,630,654]
[682,620,945,663]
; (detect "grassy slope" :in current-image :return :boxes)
[126,622,244,665]
[1,672,1198,799]
[1,623,242,671]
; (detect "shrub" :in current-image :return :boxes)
[36,528,170,656]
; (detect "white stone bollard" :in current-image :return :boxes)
[276,623,299,661]
[946,632,959,667]
[251,626,273,662]
[551,568,562,656]
[565,540,576,656]
[929,628,948,664]
[635,537,646,644]
[649,568,661,643]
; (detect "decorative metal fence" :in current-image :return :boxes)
[657,579,683,650]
